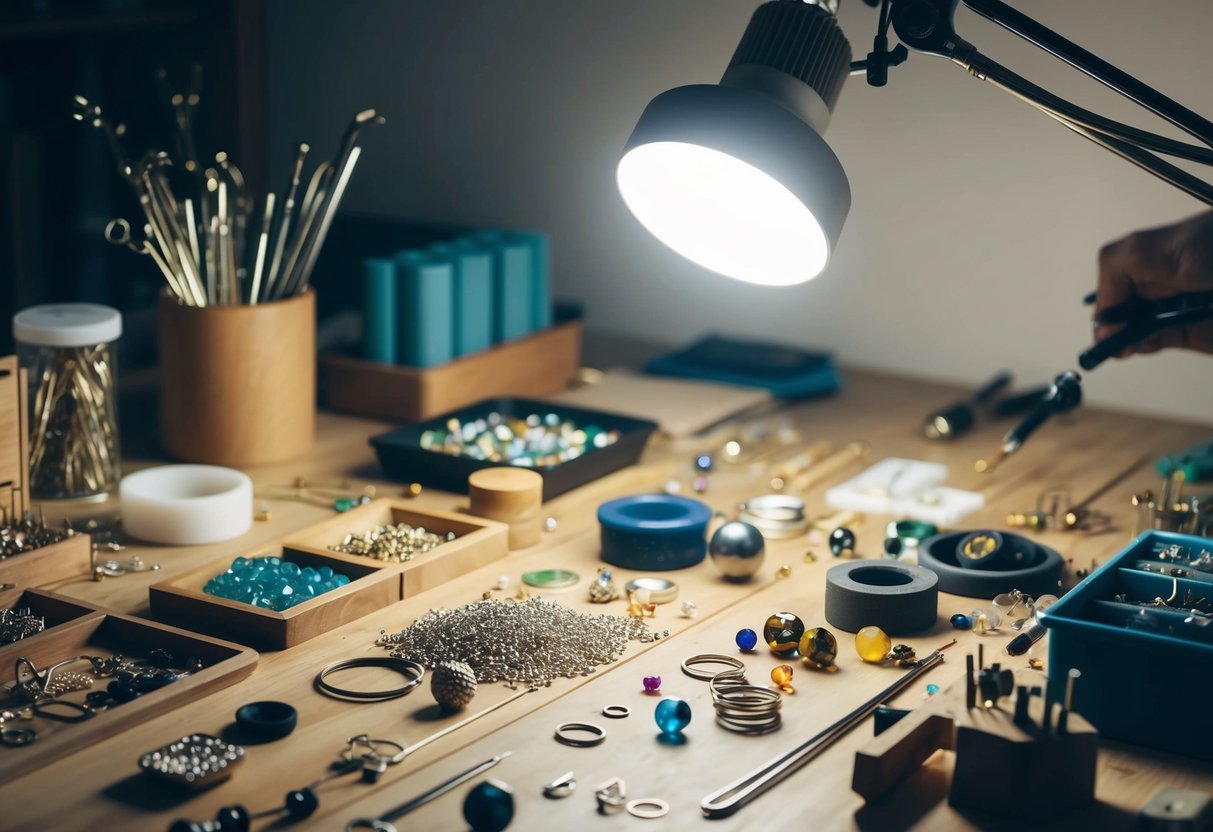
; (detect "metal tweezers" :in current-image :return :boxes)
[700,649,946,819]
[1080,289,1213,370]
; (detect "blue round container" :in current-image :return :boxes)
[598,495,712,571]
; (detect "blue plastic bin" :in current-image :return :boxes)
[1039,530,1213,760]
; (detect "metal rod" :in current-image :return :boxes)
[350,752,511,830]
[250,193,275,305]
[961,0,1213,145]
[294,145,363,293]
[700,650,946,819]
[265,143,309,300]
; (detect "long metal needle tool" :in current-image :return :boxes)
[700,643,952,819]
[343,752,511,832]
[264,143,309,299]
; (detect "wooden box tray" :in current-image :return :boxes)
[281,499,509,598]
[0,533,93,592]
[321,318,582,423]
[0,587,96,636]
[149,545,401,650]
[0,596,256,781]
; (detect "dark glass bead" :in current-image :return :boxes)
[132,672,159,693]
[883,537,903,557]
[148,648,174,669]
[115,670,135,685]
[284,788,319,820]
[462,779,515,832]
[950,613,974,630]
[216,805,250,832]
[107,681,136,703]
[154,670,179,686]
[829,527,856,557]
[85,691,111,707]
[185,657,204,672]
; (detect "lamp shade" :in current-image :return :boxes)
[618,84,850,287]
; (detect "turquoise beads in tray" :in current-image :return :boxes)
[203,556,351,612]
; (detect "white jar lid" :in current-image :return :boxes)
[120,465,253,545]
[13,303,123,347]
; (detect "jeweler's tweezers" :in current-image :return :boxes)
[700,649,946,819]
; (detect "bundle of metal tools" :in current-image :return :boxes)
[74,69,383,306]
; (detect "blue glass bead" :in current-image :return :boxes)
[301,567,320,583]
[232,557,249,570]
[926,683,940,696]
[736,628,758,652]
[695,453,714,472]
[318,566,334,580]
[950,613,974,630]
[655,697,692,736]
[280,561,300,578]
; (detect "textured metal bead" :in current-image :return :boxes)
[431,660,478,712]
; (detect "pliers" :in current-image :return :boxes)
[1079,289,1213,370]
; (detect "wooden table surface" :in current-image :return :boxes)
[4,369,1212,831]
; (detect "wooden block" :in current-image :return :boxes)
[280,498,509,598]
[853,665,1098,819]
[321,318,582,423]
[468,468,543,549]
[0,606,256,782]
[149,544,402,650]
[0,533,93,592]
[0,355,27,515]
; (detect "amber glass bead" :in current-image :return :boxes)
[855,626,892,662]
[771,664,794,690]
[799,627,838,670]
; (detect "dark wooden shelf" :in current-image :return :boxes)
[0,7,204,40]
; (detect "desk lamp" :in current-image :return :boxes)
[617,0,1213,287]
[617,0,1213,469]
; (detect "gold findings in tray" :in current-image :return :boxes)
[328,522,455,562]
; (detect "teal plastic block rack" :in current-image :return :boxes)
[1039,530,1213,760]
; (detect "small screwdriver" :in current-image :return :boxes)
[976,371,1082,474]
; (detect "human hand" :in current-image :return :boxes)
[1095,209,1213,356]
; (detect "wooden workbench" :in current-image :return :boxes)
[3,369,1211,831]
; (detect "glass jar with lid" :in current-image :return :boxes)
[13,303,123,500]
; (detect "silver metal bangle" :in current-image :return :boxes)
[315,658,425,702]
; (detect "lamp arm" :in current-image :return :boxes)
[884,0,1213,204]
[959,0,1213,147]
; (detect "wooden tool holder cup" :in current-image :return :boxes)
[158,291,315,466]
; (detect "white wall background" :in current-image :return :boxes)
[266,0,1213,424]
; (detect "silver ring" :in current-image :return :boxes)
[623,577,679,605]
[554,722,606,747]
[601,705,630,719]
[680,653,744,681]
[626,798,670,819]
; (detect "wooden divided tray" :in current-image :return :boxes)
[0,590,257,781]
[281,498,509,597]
[0,533,93,593]
[149,545,402,650]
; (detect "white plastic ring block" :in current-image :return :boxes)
[120,465,253,544]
